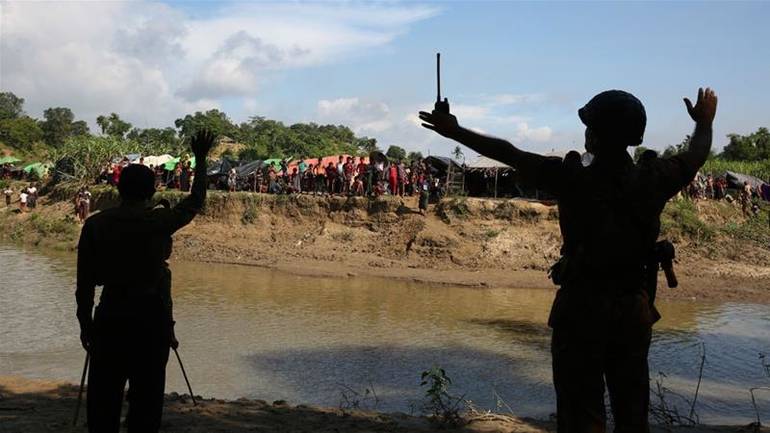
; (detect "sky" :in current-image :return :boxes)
[1,1,768,160]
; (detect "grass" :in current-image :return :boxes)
[661,199,714,243]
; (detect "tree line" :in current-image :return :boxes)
[0,91,423,163]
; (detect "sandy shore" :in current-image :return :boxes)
[1,376,766,433]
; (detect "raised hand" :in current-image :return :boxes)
[419,108,459,139]
[190,129,215,158]
[684,88,717,126]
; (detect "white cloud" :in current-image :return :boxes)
[317,97,392,134]
[0,1,438,128]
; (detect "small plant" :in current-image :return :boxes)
[419,366,465,426]
[241,198,260,224]
[337,382,379,411]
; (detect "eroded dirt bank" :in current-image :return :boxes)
[1,376,766,433]
[2,184,769,303]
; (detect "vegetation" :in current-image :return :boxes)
[418,366,465,426]
[0,91,382,173]
[701,159,770,181]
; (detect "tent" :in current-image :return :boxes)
[466,156,514,198]
[725,171,768,190]
[143,154,174,167]
[0,156,22,165]
[163,156,196,171]
[424,156,464,195]
[235,160,263,177]
[23,162,51,178]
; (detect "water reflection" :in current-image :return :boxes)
[1,245,769,423]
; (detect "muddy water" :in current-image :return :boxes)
[2,245,769,423]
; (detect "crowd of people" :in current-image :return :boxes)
[683,173,769,216]
[232,156,438,199]
[94,155,445,214]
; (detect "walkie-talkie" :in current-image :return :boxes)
[434,52,450,114]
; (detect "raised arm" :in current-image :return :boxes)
[681,88,718,169]
[418,109,536,169]
[160,130,214,233]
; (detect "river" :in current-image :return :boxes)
[1,244,769,423]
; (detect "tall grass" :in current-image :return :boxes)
[701,159,770,181]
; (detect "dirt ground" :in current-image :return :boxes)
[1,376,766,433]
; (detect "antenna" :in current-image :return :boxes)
[436,52,441,103]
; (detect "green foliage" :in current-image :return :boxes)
[701,159,770,181]
[237,116,364,160]
[241,195,262,224]
[28,213,78,238]
[722,205,770,246]
[385,145,406,161]
[96,113,132,138]
[127,127,181,153]
[41,107,90,147]
[0,92,25,120]
[452,145,464,162]
[633,146,650,163]
[0,116,44,149]
[51,135,146,181]
[175,109,237,140]
[419,366,464,425]
[406,151,423,163]
[660,199,713,243]
[662,135,691,159]
[721,127,770,161]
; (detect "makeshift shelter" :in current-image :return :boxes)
[22,162,51,179]
[465,156,517,198]
[142,154,174,167]
[163,156,196,171]
[725,171,768,190]
[235,160,263,177]
[424,156,464,195]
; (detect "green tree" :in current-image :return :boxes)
[386,145,406,161]
[0,116,44,148]
[126,127,180,152]
[452,145,464,163]
[71,120,90,137]
[0,92,25,120]
[406,151,424,163]
[720,127,770,161]
[661,135,691,159]
[356,137,379,154]
[41,107,75,147]
[96,113,132,138]
[175,109,237,140]
[633,146,650,163]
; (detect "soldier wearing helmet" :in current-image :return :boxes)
[420,87,717,433]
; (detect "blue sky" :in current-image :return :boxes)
[2,1,768,159]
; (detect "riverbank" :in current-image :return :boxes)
[1,376,766,433]
[1,183,769,303]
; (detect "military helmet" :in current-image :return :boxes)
[578,90,646,147]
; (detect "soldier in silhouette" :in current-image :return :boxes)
[76,130,214,433]
[420,88,717,433]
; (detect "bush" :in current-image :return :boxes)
[661,199,713,243]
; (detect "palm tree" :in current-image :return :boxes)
[452,145,464,163]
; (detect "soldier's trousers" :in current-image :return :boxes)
[87,305,170,433]
[550,290,653,433]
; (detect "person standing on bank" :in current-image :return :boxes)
[76,130,214,433]
[420,88,717,433]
